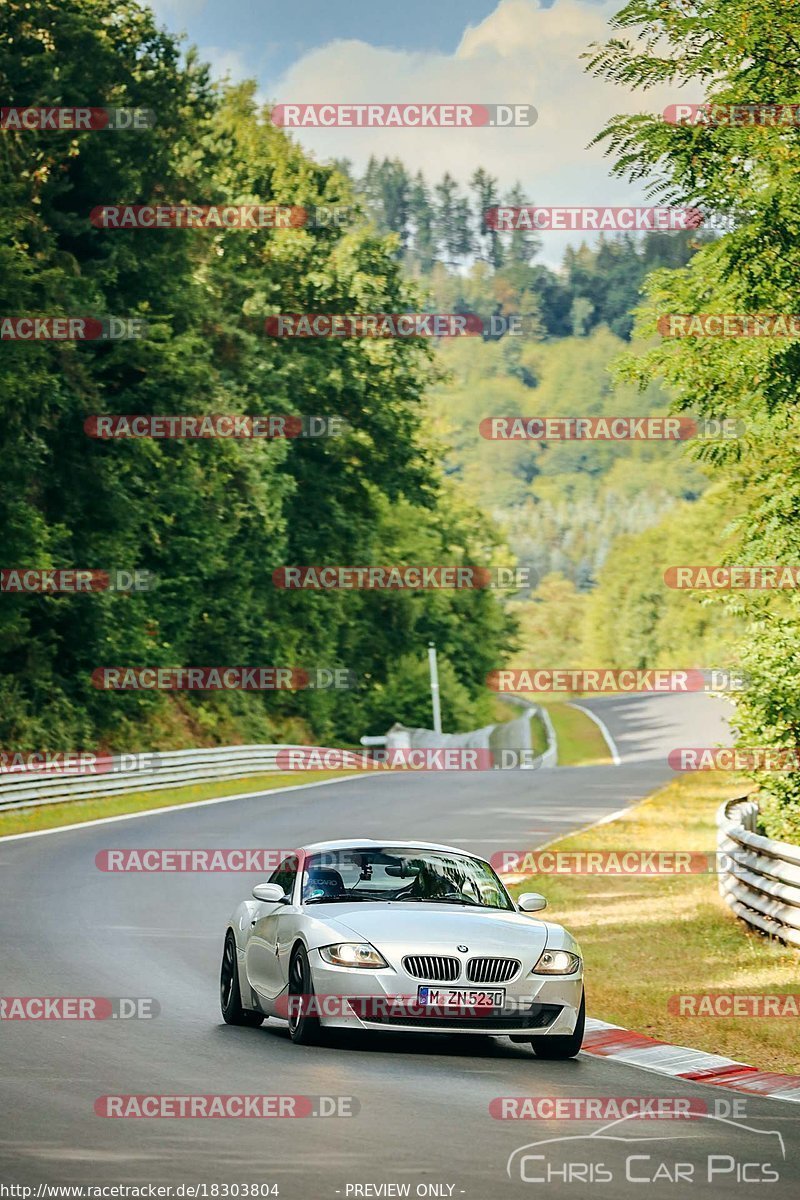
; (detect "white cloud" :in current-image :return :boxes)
[197,45,253,84]
[269,0,685,263]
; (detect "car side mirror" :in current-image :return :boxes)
[517,892,547,913]
[252,882,288,904]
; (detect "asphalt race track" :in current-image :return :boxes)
[2,694,798,1198]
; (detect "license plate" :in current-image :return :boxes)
[417,986,505,1009]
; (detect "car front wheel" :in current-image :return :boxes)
[531,991,585,1060]
[287,945,327,1045]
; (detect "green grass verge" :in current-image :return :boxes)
[489,696,548,759]
[545,701,611,766]
[497,694,604,764]
[506,772,800,1075]
[530,713,549,757]
[0,770,356,838]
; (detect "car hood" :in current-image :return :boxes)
[313,903,552,958]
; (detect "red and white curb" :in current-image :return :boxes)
[583,1017,800,1103]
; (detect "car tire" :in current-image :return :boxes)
[288,945,327,1045]
[531,991,585,1060]
[221,930,264,1027]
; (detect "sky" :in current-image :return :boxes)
[148,0,689,264]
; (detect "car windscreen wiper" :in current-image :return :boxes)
[304,894,372,904]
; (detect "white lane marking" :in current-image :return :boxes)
[0,774,372,843]
[569,702,622,765]
[594,807,630,826]
[499,802,644,886]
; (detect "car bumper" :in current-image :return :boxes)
[307,954,584,1036]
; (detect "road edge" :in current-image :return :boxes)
[0,772,373,842]
[582,1017,800,1104]
[567,701,622,765]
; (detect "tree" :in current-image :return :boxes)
[359,156,411,250]
[0,0,517,749]
[587,0,800,837]
[507,574,588,670]
[502,183,540,268]
[407,171,437,271]
[583,488,742,671]
[434,173,464,268]
[569,297,595,337]
[470,167,501,266]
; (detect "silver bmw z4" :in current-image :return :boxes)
[220,839,585,1059]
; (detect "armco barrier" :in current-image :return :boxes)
[0,745,313,813]
[0,702,558,815]
[386,699,556,770]
[496,695,557,767]
[717,794,800,949]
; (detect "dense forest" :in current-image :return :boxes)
[339,154,707,340]
[338,159,731,667]
[336,157,715,589]
[0,0,514,750]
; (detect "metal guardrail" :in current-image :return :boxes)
[496,696,557,767]
[0,702,559,816]
[386,699,557,770]
[0,745,313,813]
[717,794,800,949]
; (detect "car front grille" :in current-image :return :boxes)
[466,956,521,984]
[402,955,461,982]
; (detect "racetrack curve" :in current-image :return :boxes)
[2,694,798,1198]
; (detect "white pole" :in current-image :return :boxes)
[428,641,442,735]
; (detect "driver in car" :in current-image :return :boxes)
[409,862,458,899]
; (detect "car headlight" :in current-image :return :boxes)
[319,942,388,968]
[532,949,582,975]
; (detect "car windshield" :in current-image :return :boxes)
[301,847,513,909]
